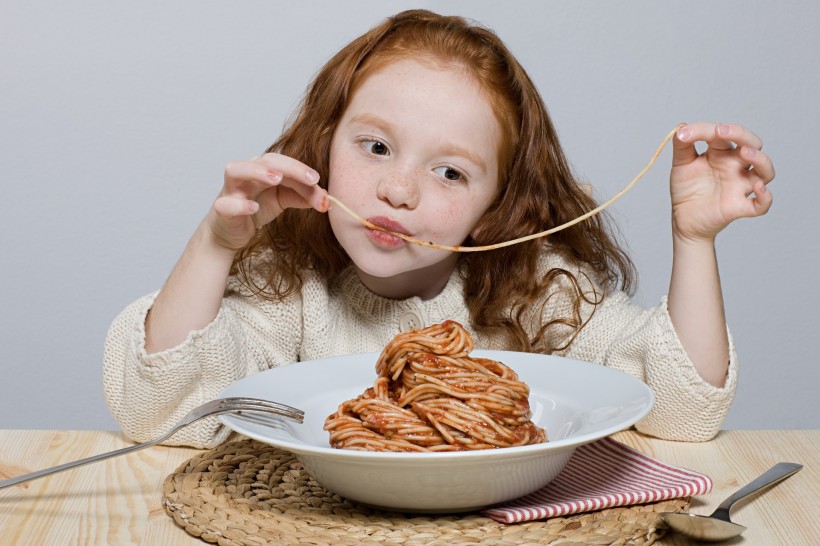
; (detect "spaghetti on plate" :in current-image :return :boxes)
[324,320,547,452]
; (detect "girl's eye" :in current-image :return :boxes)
[434,166,464,182]
[361,140,389,156]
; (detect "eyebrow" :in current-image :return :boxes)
[350,113,392,134]
[349,113,488,174]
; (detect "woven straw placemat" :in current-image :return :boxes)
[163,438,688,546]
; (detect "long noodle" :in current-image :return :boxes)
[324,321,547,452]
[326,124,682,252]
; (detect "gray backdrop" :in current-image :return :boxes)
[2,1,818,431]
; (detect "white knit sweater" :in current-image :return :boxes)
[103,251,737,448]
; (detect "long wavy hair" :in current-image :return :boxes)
[234,9,635,352]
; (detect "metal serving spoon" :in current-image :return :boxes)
[661,462,802,542]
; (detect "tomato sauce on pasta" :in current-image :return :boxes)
[324,320,547,452]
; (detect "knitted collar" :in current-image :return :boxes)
[334,265,467,327]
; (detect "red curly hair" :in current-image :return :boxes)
[234,9,635,352]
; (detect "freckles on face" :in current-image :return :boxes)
[325,59,503,276]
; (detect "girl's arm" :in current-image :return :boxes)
[145,154,327,353]
[667,123,775,387]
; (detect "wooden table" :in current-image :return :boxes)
[1,429,817,545]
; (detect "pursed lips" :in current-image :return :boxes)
[366,216,411,235]
[365,216,411,247]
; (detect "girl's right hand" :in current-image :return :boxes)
[207,153,329,251]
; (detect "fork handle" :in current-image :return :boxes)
[0,435,166,490]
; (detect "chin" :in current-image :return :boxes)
[352,249,457,280]
[352,256,426,279]
[335,229,459,281]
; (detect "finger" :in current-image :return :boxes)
[750,179,773,217]
[730,179,773,220]
[715,123,764,150]
[740,146,776,183]
[251,180,328,222]
[675,122,733,152]
[254,153,321,187]
[213,194,259,219]
[223,160,283,197]
[686,122,764,152]
[672,123,700,166]
[255,186,328,221]
[275,181,329,212]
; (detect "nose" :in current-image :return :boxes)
[376,167,420,209]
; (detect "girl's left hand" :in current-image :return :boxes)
[670,122,775,243]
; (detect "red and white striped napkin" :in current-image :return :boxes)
[482,437,712,523]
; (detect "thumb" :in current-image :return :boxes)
[672,123,699,167]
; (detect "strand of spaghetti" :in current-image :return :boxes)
[326,124,682,252]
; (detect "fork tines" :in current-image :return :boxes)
[218,397,305,424]
[231,411,296,428]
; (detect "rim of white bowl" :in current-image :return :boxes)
[219,350,655,462]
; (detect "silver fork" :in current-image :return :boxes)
[0,396,304,490]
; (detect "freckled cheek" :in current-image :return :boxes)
[329,150,381,197]
[327,156,358,199]
[424,201,477,242]
[446,201,463,218]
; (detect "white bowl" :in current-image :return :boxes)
[219,350,653,513]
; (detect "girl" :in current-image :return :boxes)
[103,10,774,448]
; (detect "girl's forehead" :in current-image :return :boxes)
[369,59,476,87]
[346,60,496,129]
[348,58,494,122]
[351,55,479,96]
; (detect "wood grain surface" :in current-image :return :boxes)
[1,429,817,545]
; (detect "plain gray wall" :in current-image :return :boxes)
[1,1,818,431]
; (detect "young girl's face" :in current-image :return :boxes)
[327,58,502,299]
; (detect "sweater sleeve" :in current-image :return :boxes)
[558,291,738,442]
[102,278,302,448]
